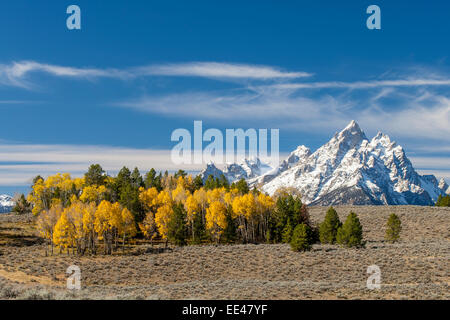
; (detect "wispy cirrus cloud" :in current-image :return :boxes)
[117,81,450,142]
[271,78,450,90]
[0,61,312,89]
[136,62,312,79]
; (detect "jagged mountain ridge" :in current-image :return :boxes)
[200,120,449,205]
[0,194,14,213]
[200,158,273,183]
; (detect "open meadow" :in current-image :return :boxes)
[0,205,448,300]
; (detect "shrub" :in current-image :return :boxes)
[319,207,342,244]
[290,223,312,252]
[336,212,364,248]
[385,213,402,243]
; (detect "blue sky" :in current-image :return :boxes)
[1,0,450,195]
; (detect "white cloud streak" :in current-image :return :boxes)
[0,61,312,88]
[272,78,450,90]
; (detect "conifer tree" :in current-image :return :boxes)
[336,212,364,248]
[167,203,188,246]
[290,223,312,252]
[84,164,106,186]
[385,213,402,243]
[319,207,342,244]
[282,221,293,243]
[223,210,237,243]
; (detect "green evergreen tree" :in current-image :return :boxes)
[319,207,342,244]
[84,164,106,186]
[193,175,204,190]
[268,194,304,243]
[336,212,364,248]
[223,210,237,243]
[290,223,312,252]
[435,194,450,207]
[236,179,249,194]
[219,174,230,190]
[282,221,293,243]
[117,166,132,187]
[167,203,188,246]
[174,169,187,179]
[192,211,206,244]
[385,213,402,243]
[144,168,157,189]
[131,167,144,188]
[204,175,216,190]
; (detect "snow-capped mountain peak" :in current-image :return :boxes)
[200,157,273,183]
[199,120,448,205]
[261,120,449,205]
[0,194,14,213]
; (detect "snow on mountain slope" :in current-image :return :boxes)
[200,158,273,183]
[248,145,311,186]
[261,120,448,205]
[0,194,14,213]
[198,120,448,205]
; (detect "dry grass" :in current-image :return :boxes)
[0,206,449,300]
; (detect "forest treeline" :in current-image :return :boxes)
[17,164,401,255]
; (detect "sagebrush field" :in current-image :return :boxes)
[0,205,448,300]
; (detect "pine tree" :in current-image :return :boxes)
[204,175,216,190]
[192,209,206,244]
[436,194,450,207]
[131,167,144,188]
[223,210,237,243]
[144,168,157,189]
[236,179,249,194]
[282,221,293,243]
[84,164,106,186]
[336,212,364,248]
[290,223,312,252]
[319,207,342,244]
[193,175,204,191]
[167,203,188,246]
[385,213,402,243]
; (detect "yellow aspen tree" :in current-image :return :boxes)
[53,211,74,254]
[82,202,97,254]
[184,194,200,240]
[206,187,226,204]
[36,204,63,255]
[139,211,158,244]
[185,175,195,193]
[205,201,227,243]
[155,190,172,207]
[28,178,47,215]
[256,193,275,241]
[155,204,173,239]
[95,200,114,254]
[224,189,240,210]
[172,183,190,204]
[193,188,208,227]
[109,202,123,250]
[80,185,107,204]
[139,187,159,212]
[120,208,136,251]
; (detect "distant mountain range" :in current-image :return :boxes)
[200,120,450,206]
[0,194,14,213]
